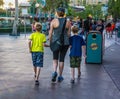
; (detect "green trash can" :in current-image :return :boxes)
[86,31,103,64]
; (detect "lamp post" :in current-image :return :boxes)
[12,0,19,36]
[35,3,40,16]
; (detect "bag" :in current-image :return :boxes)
[50,18,66,52]
[50,40,61,52]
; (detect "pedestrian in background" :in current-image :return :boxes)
[31,21,36,32]
[96,19,104,34]
[49,7,71,83]
[69,25,86,84]
[28,23,49,85]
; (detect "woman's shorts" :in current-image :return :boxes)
[31,52,43,67]
[70,57,81,68]
[53,45,69,62]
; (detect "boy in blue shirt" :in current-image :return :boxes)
[69,25,86,84]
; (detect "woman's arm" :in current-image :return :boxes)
[66,20,71,37]
[49,20,54,43]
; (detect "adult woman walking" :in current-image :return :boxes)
[49,7,71,82]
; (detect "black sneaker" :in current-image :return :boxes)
[51,72,57,82]
[35,80,39,85]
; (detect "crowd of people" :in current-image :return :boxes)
[28,7,120,86]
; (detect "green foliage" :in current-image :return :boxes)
[0,0,4,6]
[41,0,69,12]
[108,0,120,20]
[67,4,103,19]
[0,8,6,17]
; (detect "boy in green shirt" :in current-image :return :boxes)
[28,23,49,85]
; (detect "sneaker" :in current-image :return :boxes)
[58,76,64,82]
[70,79,75,84]
[51,72,57,82]
[35,80,39,85]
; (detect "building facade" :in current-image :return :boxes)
[86,0,108,5]
[69,0,108,6]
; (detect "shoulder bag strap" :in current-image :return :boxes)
[60,18,66,45]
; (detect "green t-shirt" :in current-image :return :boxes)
[29,32,46,52]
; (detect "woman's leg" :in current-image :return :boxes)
[52,51,59,82]
[53,59,58,72]
[59,46,69,77]
[59,62,64,76]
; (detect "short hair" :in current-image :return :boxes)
[56,7,65,17]
[71,25,79,33]
[35,23,42,31]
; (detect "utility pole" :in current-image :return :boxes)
[12,0,19,36]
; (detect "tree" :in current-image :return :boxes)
[0,0,4,16]
[42,0,69,12]
[71,4,103,20]
[8,2,13,8]
[0,0,4,6]
[108,0,120,20]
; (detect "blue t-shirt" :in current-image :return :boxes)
[69,35,86,57]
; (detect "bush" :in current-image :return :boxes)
[0,26,32,34]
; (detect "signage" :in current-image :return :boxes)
[90,43,98,50]
[22,8,28,15]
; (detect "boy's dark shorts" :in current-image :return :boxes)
[70,56,81,68]
[31,52,43,67]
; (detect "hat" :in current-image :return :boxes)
[57,7,65,13]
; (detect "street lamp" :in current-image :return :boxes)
[35,3,40,16]
[5,7,8,17]
[11,0,19,36]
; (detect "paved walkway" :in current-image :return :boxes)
[0,34,120,99]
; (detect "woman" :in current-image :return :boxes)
[49,7,71,82]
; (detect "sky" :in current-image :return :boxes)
[4,0,28,8]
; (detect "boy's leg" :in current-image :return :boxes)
[34,67,37,78]
[35,67,41,81]
[71,68,75,84]
[78,66,81,78]
[35,67,41,85]
[71,68,75,80]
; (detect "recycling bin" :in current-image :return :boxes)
[86,31,103,64]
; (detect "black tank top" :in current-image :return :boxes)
[52,18,69,45]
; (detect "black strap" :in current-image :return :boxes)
[60,18,66,45]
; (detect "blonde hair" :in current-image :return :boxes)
[71,25,79,34]
[35,23,42,31]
